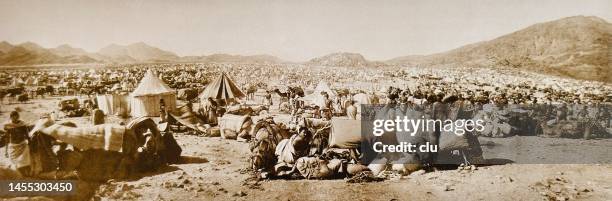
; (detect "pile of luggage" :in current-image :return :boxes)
[2,117,182,181]
[57,98,88,117]
[248,116,484,180]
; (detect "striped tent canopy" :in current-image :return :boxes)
[199,72,245,101]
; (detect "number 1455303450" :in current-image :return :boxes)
[0,180,76,196]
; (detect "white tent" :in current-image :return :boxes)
[304,81,337,107]
[130,70,176,117]
[97,94,130,116]
[12,78,24,87]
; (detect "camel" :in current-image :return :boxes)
[272,87,305,112]
[272,88,290,99]
[28,117,179,180]
[32,86,53,98]
[272,89,291,109]
[249,118,290,171]
[246,85,257,100]
[272,86,305,99]
[78,85,106,97]
[2,87,24,103]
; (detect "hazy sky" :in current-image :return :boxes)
[0,0,610,61]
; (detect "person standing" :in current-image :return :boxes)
[322,93,333,120]
[91,108,105,125]
[598,106,610,128]
[346,100,357,120]
[205,97,218,125]
[3,111,31,176]
[265,90,273,107]
[159,99,167,123]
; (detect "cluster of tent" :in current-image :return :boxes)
[96,70,246,118]
[90,69,374,120]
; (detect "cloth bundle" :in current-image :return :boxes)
[219,114,251,139]
[38,124,125,152]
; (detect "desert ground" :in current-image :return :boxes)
[0,96,611,201]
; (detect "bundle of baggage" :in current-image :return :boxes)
[168,104,268,138]
[248,117,484,181]
[473,104,611,139]
[57,98,91,117]
[472,105,539,137]
[539,105,611,139]
[2,117,182,181]
[225,104,269,116]
[540,118,610,139]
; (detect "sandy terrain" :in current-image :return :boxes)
[1,97,611,201]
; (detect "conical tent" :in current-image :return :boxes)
[12,78,24,87]
[199,72,245,102]
[131,70,175,97]
[130,70,176,117]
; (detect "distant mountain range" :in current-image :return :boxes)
[0,41,285,65]
[0,42,97,66]
[0,15,609,82]
[179,53,284,64]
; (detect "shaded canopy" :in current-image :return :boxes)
[131,70,174,97]
[199,72,245,100]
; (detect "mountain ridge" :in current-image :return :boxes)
[387,15,612,82]
[0,15,609,82]
[307,52,375,67]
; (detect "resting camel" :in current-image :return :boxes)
[249,118,291,171]
[29,117,178,181]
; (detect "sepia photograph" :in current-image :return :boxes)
[0,0,610,200]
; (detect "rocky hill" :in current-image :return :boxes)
[50,44,88,57]
[97,42,179,62]
[388,16,612,82]
[307,52,374,67]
